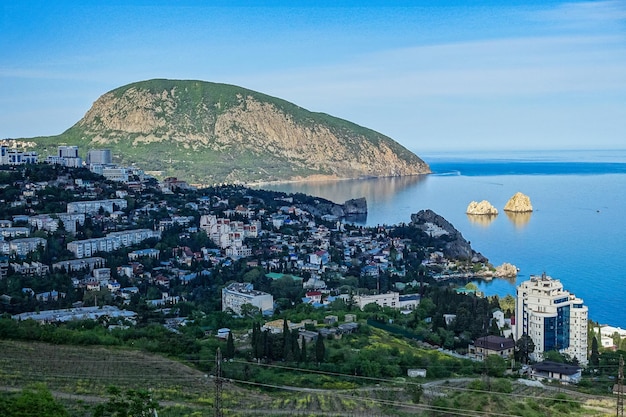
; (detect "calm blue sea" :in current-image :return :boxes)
[256,150,626,328]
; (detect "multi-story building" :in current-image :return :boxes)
[515,274,588,365]
[10,261,50,276]
[46,145,82,167]
[199,214,259,255]
[86,149,112,166]
[0,227,30,238]
[469,335,516,361]
[353,292,400,310]
[67,229,161,258]
[0,146,38,165]
[6,237,47,256]
[221,282,273,316]
[66,199,128,215]
[55,213,86,234]
[52,257,106,272]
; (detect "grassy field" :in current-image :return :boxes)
[0,339,616,416]
[0,340,394,416]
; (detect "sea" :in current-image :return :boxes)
[255,149,626,328]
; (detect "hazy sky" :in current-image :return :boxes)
[1,0,625,153]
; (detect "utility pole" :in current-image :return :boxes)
[215,347,223,417]
[617,354,624,417]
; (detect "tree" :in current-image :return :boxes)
[94,386,159,417]
[405,383,423,404]
[515,333,535,364]
[240,303,260,318]
[485,354,507,377]
[225,331,235,359]
[315,335,325,364]
[1,384,68,417]
[301,337,307,363]
[543,350,566,363]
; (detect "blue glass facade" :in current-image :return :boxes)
[544,305,571,352]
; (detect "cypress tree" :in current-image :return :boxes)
[282,319,290,360]
[225,331,235,359]
[301,338,307,363]
[590,336,600,369]
[315,335,325,364]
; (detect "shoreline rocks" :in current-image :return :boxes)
[504,192,533,212]
[495,262,519,278]
[411,209,487,262]
[466,200,498,215]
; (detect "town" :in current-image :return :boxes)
[1,144,625,416]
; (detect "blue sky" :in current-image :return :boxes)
[1,0,625,153]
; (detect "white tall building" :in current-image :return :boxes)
[222,282,273,316]
[86,149,112,165]
[47,145,82,167]
[354,292,400,310]
[516,274,588,365]
[1,146,38,165]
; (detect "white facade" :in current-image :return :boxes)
[87,149,112,165]
[55,213,85,234]
[102,167,130,182]
[46,146,82,167]
[516,274,588,365]
[58,146,78,158]
[200,214,260,252]
[52,257,105,272]
[7,237,47,256]
[67,229,161,258]
[222,282,273,316]
[0,146,38,165]
[354,292,400,310]
[0,227,30,238]
[67,199,127,215]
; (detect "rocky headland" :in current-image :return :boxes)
[494,262,519,278]
[298,197,367,219]
[411,209,487,262]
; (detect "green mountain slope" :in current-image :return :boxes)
[24,79,430,185]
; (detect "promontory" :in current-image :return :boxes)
[18,79,430,185]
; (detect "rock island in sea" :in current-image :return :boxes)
[466,200,498,215]
[504,192,533,212]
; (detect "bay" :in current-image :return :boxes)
[255,150,626,328]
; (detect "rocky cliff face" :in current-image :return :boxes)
[466,200,498,215]
[343,197,367,215]
[44,79,430,185]
[410,209,486,262]
[504,192,533,212]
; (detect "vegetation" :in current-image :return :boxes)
[0,163,621,416]
[16,79,427,184]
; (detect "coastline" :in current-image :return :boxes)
[246,172,431,189]
[261,152,626,328]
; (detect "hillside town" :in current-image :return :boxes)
[1,144,625,400]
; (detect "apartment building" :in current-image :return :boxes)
[66,199,128,215]
[67,229,161,258]
[5,237,47,256]
[46,146,82,167]
[86,149,112,166]
[0,146,38,165]
[353,292,400,310]
[221,282,273,316]
[515,273,588,365]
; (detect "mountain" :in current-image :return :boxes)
[27,79,430,185]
